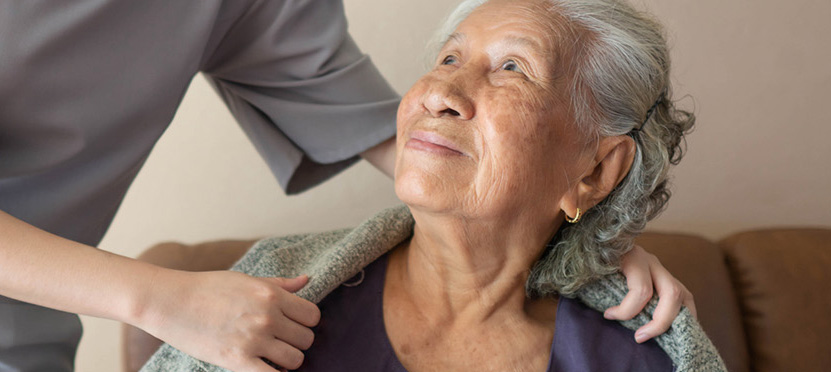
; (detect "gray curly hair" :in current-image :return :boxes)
[434,0,695,296]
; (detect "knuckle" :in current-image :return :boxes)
[251,279,281,298]
[251,314,273,329]
[666,285,684,301]
[258,287,281,303]
[645,252,659,263]
[220,345,247,366]
[636,286,653,303]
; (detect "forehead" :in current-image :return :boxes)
[460,1,564,44]
[448,0,576,67]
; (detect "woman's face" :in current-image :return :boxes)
[395,0,592,222]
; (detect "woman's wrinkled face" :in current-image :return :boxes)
[395,0,591,222]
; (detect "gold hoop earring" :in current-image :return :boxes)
[566,208,582,224]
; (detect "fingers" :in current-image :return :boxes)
[604,246,653,321]
[256,338,306,371]
[233,315,311,371]
[265,275,321,327]
[634,278,680,343]
[271,313,315,350]
[279,294,321,328]
[605,245,699,343]
[244,358,289,372]
[272,275,309,293]
[683,290,697,319]
[634,256,695,343]
[254,275,319,347]
[152,271,320,372]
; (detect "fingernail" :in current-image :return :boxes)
[635,330,649,343]
[603,310,614,320]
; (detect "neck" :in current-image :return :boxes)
[389,209,560,325]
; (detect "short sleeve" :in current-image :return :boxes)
[201,0,399,194]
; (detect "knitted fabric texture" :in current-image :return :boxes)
[141,205,726,372]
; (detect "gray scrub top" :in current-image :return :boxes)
[0,0,398,370]
[0,0,400,247]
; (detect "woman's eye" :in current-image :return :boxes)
[501,60,522,73]
[441,55,458,65]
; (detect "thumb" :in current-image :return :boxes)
[271,275,309,293]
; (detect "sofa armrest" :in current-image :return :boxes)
[637,232,749,372]
[720,228,831,372]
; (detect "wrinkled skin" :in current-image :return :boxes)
[395,0,587,227]
[383,0,693,371]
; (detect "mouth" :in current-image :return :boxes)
[405,130,468,157]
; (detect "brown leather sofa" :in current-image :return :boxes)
[123,228,831,372]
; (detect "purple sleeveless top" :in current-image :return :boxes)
[297,254,674,371]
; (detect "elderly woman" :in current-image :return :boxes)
[143,0,725,370]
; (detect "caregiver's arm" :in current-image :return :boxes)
[0,210,318,372]
[361,136,396,178]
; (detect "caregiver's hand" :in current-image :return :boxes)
[604,245,696,343]
[0,209,318,371]
[139,270,320,372]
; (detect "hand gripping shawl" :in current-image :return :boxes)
[141,205,726,372]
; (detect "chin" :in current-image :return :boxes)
[394,171,431,208]
[394,167,455,215]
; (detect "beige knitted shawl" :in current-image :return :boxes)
[142,205,726,372]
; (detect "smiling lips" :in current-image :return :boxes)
[406,130,468,157]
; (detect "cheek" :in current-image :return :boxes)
[472,89,570,207]
[396,86,424,133]
[480,88,559,169]
[483,86,553,135]
[395,82,430,163]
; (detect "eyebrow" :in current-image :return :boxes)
[445,32,543,52]
[446,32,466,45]
[502,35,543,51]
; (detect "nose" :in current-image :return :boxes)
[422,76,475,120]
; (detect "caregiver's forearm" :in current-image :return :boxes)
[0,209,158,323]
[0,210,320,370]
[361,136,396,178]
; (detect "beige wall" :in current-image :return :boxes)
[76,0,831,370]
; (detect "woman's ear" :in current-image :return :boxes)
[562,136,636,214]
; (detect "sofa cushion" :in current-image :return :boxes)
[638,232,749,372]
[720,228,831,372]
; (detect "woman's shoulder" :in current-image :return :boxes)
[550,296,673,371]
[230,228,353,278]
[140,206,414,372]
[230,205,412,276]
[574,274,726,372]
[230,204,413,305]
